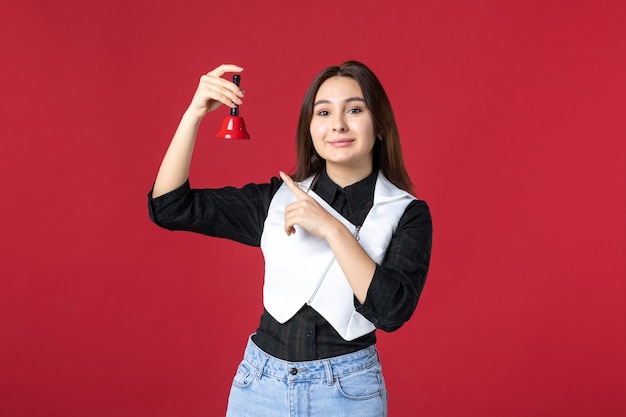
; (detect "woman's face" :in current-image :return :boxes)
[310,76,376,181]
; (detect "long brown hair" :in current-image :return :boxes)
[292,60,414,195]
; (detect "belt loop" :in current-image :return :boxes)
[323,360,334,385]
[256,353,269,380]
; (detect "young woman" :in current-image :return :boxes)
[148,61,432,417]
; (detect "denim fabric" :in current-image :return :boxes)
[225,336,387,417]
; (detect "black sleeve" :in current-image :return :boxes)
[147,177,283,247]
[356,200,433,331]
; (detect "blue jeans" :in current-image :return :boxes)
[225,336,388,417]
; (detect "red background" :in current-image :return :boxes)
[1,1,624,416]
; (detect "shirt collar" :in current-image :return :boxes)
[313,168,377,213]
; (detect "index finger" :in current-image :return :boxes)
[279,171,309,200]
[207,64,244,78]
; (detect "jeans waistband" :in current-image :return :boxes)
[242,335,380,384]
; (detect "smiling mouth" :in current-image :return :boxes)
[328,138,355,146]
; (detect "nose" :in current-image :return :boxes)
[332,113,348,132]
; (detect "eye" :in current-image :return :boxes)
[347,107,362,114]
[317,110,330,116]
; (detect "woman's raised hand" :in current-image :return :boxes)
[187,64,244,119]
[279,171,342,240]
[151,64,243,198]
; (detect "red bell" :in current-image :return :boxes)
[216,74,250,140]
[215,115,250,140]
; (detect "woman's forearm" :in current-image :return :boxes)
[152,111,202,198]
[325,223,377,304]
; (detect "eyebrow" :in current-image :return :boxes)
[313,97,366,107]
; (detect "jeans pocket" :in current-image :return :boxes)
[335,366,384,400]
[232,361,256,389]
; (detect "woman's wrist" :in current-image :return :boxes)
[182,107,205,124]
[324,219,353,244]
